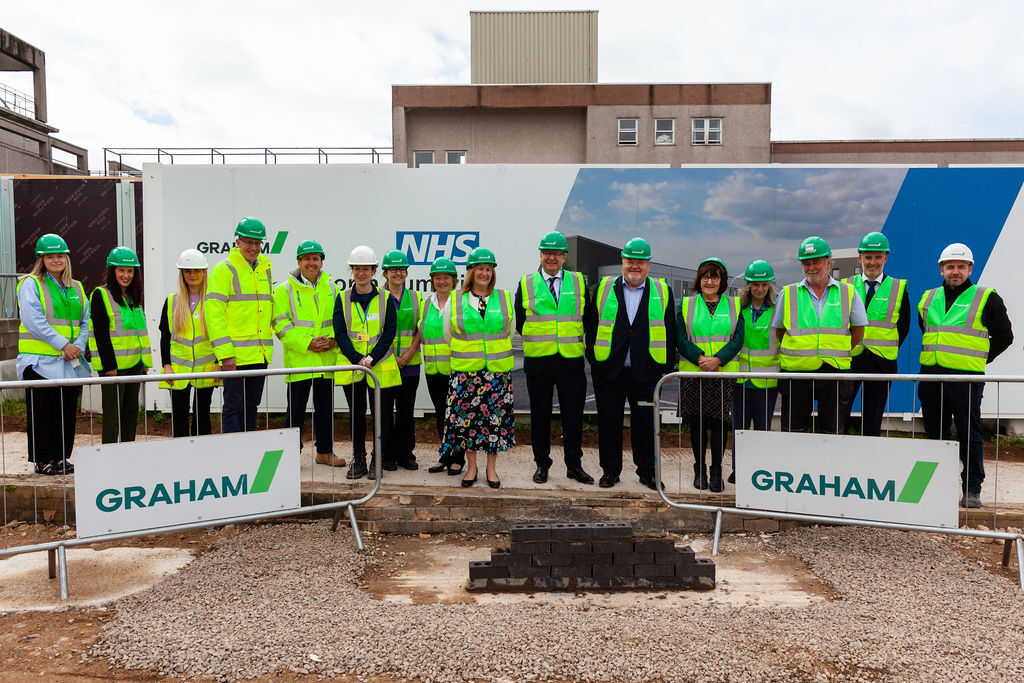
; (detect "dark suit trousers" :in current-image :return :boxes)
[779,369,845,434]
[527,355,586,470]
[593,366,656,479]
[838,351,893,437]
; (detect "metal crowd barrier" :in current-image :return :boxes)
[654,369,1024,590]
[0,365,382,600]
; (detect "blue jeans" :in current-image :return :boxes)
[222,363,267,433]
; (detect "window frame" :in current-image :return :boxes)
[413,150,434,168]
[446,150,467,165]
[617,118,638,146]
[655,118,676,146]
[691,118,723,146]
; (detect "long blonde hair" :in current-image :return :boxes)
[171,269,208,336]
[739,281,778,309]
[28,256,74,288]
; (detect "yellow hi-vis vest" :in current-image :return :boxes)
[334,288,401,388]
[678,295,740,373]
[272,273,338,383]
[17,275,86,357]
[87,286,152,371]
[593,276,668,364]
[391,288,423,366]
[918,285,992,373]
[205,248,274,365]
[737,305,779,389]
[520,270,585,358]
[418,296,450,375]
[159,293,220,390]
[846,275,906,360]
[449,290,514,373]
[779,282,855,371]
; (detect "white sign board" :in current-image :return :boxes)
[734,430,961,528]
[74,429,301,538]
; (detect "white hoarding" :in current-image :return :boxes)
[74,429,301,538]
[734,430,961,528]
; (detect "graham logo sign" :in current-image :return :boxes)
[735,432,960,528]
[75,432,300,539]
[397,231,479,265]
[196,230,290,255]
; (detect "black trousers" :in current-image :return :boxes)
[222,363,267,433]
[838,351,894,436]
[24,366,80,466]
[285,377,335,454]
[779,369,845,434]
[593,367,656,479]
[342,381,392,460]
[425,371,464,467]
[526,356,586,470]
[170,386,214,438]
[919,379,985,494]
[689,415,729,470]
[100,362,144,444]
[387,373,420,465]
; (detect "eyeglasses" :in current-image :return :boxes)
[238,238,263,248]
[387,267,408,273]
[701,274,721,281]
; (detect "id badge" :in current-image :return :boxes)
[357,332,371,342]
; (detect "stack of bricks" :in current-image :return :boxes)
[468,521,715,592]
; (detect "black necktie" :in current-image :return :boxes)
[866,280,877,306]
[547,276,558,302]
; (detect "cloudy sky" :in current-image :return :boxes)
[3,0,1023,172]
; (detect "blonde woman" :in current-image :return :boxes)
[159,248,220,437]
[16,234,90,475]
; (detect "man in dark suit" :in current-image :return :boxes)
[585,237,677,490]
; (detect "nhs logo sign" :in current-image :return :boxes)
[397,231,480,265]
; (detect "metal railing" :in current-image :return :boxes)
[0,81,34,119]
[0,365,382,600]
[653,369,1024,590]
[102,147,394,176]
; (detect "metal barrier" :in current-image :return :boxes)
[654,370,1024,590]
[0,364,382,600]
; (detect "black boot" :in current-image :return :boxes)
[709,465,724,493]
[693,462,709,490]
[346,455,368,480]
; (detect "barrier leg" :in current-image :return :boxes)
[1002,539,1013,567]
[330,507,342,533]
[711,509,723,556]
[47,548,56,579]
[347,504,364,551]
[1017,537,1024,592]
[57,544,68,601]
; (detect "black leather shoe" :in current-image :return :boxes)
[461,474,477,488]
[532,466,549,484]
[638,474,664,491]
[708,466,724,493]
[446,463,464,476]
[381,462,399,472]
[399,458,419,471]
[427,462,446,473]
[693,468,709,490]
[566,466,594,485]
[727,471,736,484]
[487,478,501,489]
[598,474,619,488]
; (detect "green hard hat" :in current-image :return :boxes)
[234,216,267,240]
[296,239,325,259]
[35,233,70,256]
[621,237,652,260]
[698,257,728,279]
[744,259,775,282]
[382,249,409,269]
[106,246,140,267]
[797,236,832,261]
[430,257,458,276]
[467,247,497,267]
[538,231,568,252]
[858,232,890,253]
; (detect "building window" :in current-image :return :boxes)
[413,151,434,167]
[691,118,722,145]
[446,150,467,164]
[655,119,675,145]
[618,119,638,145]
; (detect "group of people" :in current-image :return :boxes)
[15,220,1013,509]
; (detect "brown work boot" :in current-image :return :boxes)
[315,452,347,467]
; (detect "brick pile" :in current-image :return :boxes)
[468,521,715,591]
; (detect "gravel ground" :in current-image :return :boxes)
[95,522,1024,682]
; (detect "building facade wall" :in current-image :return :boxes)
[772,141,1024,165]
[471,10,598,84]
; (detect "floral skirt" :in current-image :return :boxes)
[437,370,515,458]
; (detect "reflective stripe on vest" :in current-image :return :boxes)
[918,285,991,373]
[334,288,401,388]
[17,275,85,357]
[449,289,514,372]
[737,305,779,389]
[521,270,585,358]
[593,276,668,364]
[846,276,905,360]
[419,297,450,375]
[206,249,274,365]
[87,286,152,371]
[391,288,423,366]
[678,295,740,373]
[159,293,220,390]
[779,282,854,371]
[273,275,338,383]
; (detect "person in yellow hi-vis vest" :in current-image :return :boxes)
[158,248,220,438]
[771,236,866,434]
[333,245,400,480]
[677,257,743,493]
[17,233,90,475]
[585,237,676,491]
[515,231,593,486]
[918,243,1013,509]
[381,249,423,471]
[88,246,152,444]
[273,240,344,468]
[441,247,515,489]
[205,217,275,433]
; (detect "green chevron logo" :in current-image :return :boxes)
[249,450,283,494]
[268,231,289,255]
[896,461,938,504]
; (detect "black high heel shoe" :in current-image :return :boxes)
[487,478,501,489]
[427,462,446,473]
[461,470,477,487]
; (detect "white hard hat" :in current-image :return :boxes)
[176,248,208,269]
[938,243,974,265]
[347,245,377,266]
